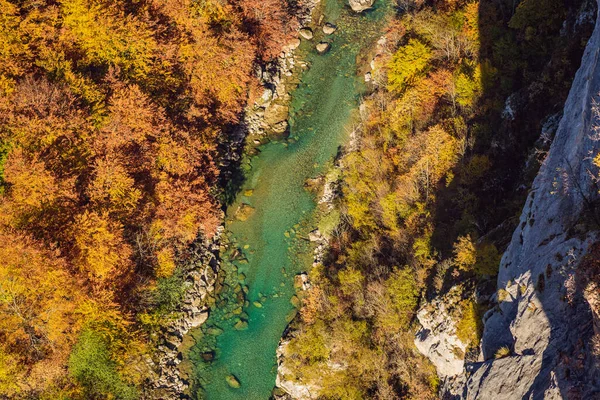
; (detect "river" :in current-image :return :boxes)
[187,0,390,398]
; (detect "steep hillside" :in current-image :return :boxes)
[461,1,600,396]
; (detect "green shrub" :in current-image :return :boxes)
[384,267,420,329]
[155,268,187,314]
[474,243,501,276]
[69,329,137,400]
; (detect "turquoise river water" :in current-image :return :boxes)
[188,1,390,398]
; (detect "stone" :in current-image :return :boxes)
[234,203,255,221]
[316,42,331,54]
[299,27,313,40]
[414,287,468,378]
[206,326,224,336]
[348,0,374,12]
[285,38,301,50]
[226,374,241,389]
[308,229,321,242]
[201,351,215,362]
[264,103,290,132]
[233,319,249,330]
[323,22,337,34]
[294,272,311,290]
[189,311,209,328]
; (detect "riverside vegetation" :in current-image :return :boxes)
[0,0,299,397]
[280,0,596,397]
[0,0,597,398]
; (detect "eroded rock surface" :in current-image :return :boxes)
[415,287,469,378]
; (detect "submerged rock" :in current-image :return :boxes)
[226,374,241,389]
[234,203,255,221]
[201,351,215,362]
[233,319,249,330]
[316,42,331,54]
[348,0,374,12]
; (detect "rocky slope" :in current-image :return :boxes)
[243,0,318,145]
[145,235,221,399]
[454,2,600,397]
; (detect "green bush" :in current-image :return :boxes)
[155,268,187,314]
[69,329,137,400]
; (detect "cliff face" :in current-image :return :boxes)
[459,2,600,397]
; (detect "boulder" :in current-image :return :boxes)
[308,229,321,242]
[264,103,290,133]
[323,22,337,34]
[414,287,469,378]
[299,27,313,40]
[233,319,248,330]
[316,42,331,54]
[294,272,311,290]
[189,311,208,328]
[348,0,374,12]
[284,38,301,51]
[234,203,255,221]
[201,351,215,362]
[226,374,241,389]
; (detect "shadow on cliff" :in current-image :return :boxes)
[423,0,599,396]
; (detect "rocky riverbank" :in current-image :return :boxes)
[243,0,319,145]
[145,233,221,399]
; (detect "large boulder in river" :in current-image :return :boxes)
[323,22,337,34]
[316,42,331,54]
[299,27,313,40]
[226,374,241,389]
[348,0,375,12]
[264,103,290,135]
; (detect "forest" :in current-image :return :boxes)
[282,0,595,397]
[0,0,597,397]
[0,0,297,397]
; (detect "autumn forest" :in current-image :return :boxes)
[0,0,598,398]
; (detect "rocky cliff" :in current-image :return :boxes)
[456,2,600,397]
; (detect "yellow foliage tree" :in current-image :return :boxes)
[72,211,132,284]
